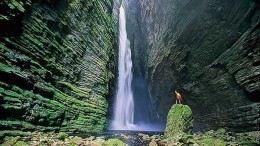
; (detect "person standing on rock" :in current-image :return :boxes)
[175,90,182,104]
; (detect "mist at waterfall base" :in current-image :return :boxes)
[132,76,166,132]
[110,75,165,131]
[109,6,165,132]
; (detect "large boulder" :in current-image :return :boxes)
[164,104,193,138]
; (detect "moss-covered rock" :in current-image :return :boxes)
[14,141,29,146]
[102,139,127,146]
[0,0,116,136]
[198,137,225,146]
[56,132,68,140]
[216,128,226,134]
[163,128,260,146]
[1,136,21,146]
[164,104,193,138]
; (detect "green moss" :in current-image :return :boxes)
[12,86,24,94]
[0,82,9,88]
[198,137,226,146]
[69,143,78,146]
[54,91,106,114]
[34,82,55,95]
[10,0,25,12]
[14,141,28,146]
[0,0,115,134]
[56,132,68,140]
[4,96,21,103]
[3,89,24,99]
[0,15,9,20]
[57,81,90,99]
[239,140,260,146]
[23,90,34,102]
[0,120,35,130]
[23,34,43,47]
[216,128,226,134]
[1,136,20,146]
[0,63,30,79]
[164,104,193,138]
[0,63,14,73]
[31,66,48,77]
[1,104,22,110]
[39,143,48,146]
[102,139,126,146]
[236,131,260,146]
[66,136,83,146]
[0,130,30,138]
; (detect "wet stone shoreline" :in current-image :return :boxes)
[1,130,259,146]
[0,131,164,146]
[70,130,164,146]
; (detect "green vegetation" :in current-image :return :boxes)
[56,132,68,140]
[164,104,193,138]
[1,136,21,146]
[163,104,260,145]
[0,0,115,138]
[14,141,28,146]
[198,138,225,146]
[102,139,127,146]
[0,0,33,21]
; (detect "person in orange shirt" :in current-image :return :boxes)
[175,90,182,104]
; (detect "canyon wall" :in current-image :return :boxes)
[0,0,115,137]
[1,0,259,136]
[127,0,260,132]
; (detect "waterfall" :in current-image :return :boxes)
[110,6,135,130]
[110,6,165,132]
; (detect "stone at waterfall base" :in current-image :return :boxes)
[164,104,193,138]
[0,130,259,146]
[162,104,259,146]
[0,132,127,146]
[161,130,259,146]
[102,139,127,146]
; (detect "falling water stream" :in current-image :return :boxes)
[110,6,165,132]
[110,6,135,130]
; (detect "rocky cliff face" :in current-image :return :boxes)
[0,0,115,137]
[127,0,260,132]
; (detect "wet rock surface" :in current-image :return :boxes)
[0,130,259,146]
[1,0,259,143]
[0,131,163,146]
[164,104,193,138]
[125,0,260,132]
[0,0,116,135]
[162,104,259,146]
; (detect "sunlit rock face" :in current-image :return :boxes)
[0,0,115,136]
[126,0,260,132]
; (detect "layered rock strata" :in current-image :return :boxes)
[127,0,260,132]
[0,0,116,137]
